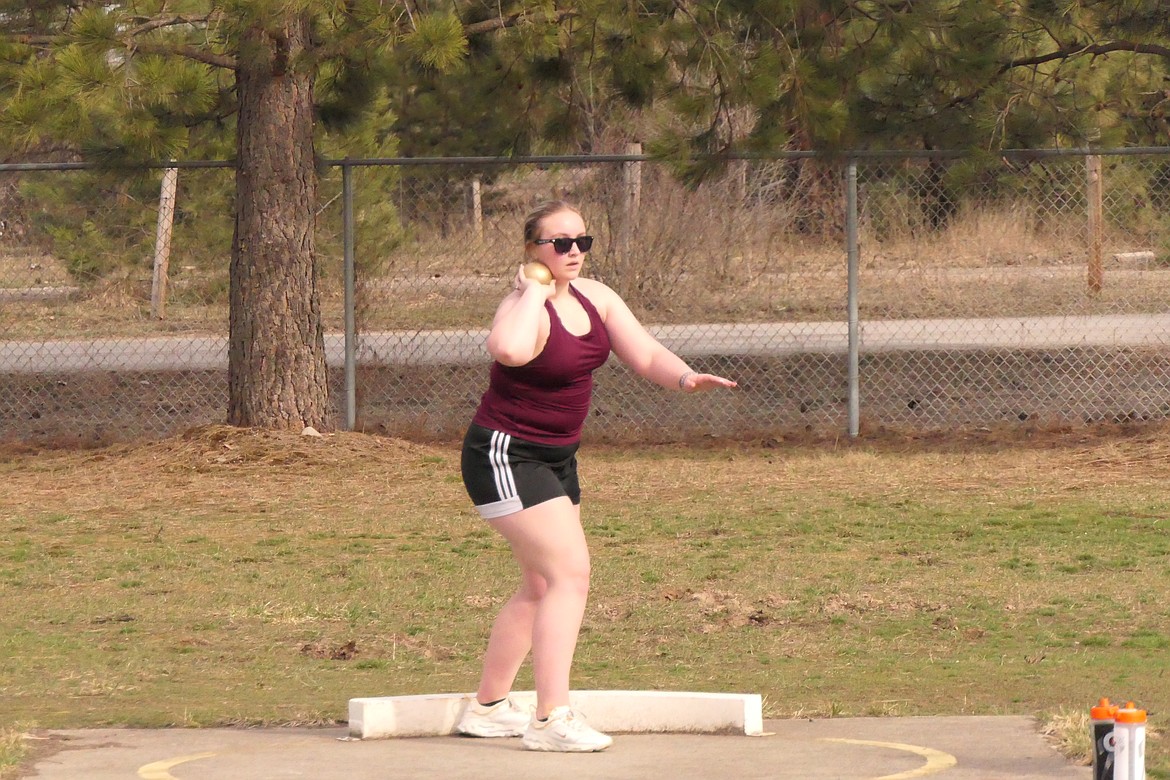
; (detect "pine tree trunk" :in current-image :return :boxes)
[228,16,330,430]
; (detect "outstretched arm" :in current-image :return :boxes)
[594,282,737,393]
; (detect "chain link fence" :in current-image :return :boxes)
[2,149,1168,446]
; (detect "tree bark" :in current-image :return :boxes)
[228,16,330,430]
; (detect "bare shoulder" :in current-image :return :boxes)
[572,277,621,316]
[572,277,614,297]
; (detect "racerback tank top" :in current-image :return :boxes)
[471,284,612,445]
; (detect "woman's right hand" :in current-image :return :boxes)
[513,264,555,299]
[489,266,555,365]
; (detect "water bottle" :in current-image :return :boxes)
[1090,697,1117,780]
[1113,701,1146,780]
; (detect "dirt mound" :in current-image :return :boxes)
[0,423,437,474]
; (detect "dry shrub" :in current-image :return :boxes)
[1037,707,1164,768]
[0,729,25,780]
[1040,707,1093,766]
[583,163,841,318]
[938,206,1076,267]
[866,204,1081,270]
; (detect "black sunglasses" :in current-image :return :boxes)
[534,236,593,254]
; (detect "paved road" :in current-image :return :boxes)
[2,314,1168,373]
[21,717,1090,780]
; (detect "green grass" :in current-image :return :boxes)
[0,426,1168,776]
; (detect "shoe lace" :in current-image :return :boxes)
[559,710,589,733]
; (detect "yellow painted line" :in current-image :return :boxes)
[137,751,217,780]
[820,738,958,780]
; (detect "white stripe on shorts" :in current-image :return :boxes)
[488,430,518,501]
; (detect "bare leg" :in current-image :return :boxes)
[474,568,546,704]
[477,497,589,719]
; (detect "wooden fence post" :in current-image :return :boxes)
[469,175,483,242]
[1086,154,1103,295]
[150,163,178,319]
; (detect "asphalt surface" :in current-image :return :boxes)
[2,314,1168,372]
[21,716,1091,779]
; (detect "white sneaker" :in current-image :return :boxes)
[521,706,613,752]
[456,697,531,737]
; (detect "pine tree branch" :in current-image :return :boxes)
[5,13,237,70]
[8,34,57,46]
[1005,39,1170,67]
[312,7,577,61]
[122,12,237,70]
[944,39,1170,112]
[124,13,221,38]
[464,8,577,37]
[128,40,237,70]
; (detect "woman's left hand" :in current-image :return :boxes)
[680,372,738,393]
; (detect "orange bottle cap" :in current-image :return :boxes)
[1090,698,1116,719]
[1115,702,1147,724]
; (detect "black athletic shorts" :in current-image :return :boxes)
[461,423,581,519]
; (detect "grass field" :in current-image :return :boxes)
[1,424,1168,777]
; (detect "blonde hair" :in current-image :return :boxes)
[523,200,581,244]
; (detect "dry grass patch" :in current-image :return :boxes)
[1040,707,1094,768]
[0,728,24,780]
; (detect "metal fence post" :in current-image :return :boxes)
[845,158,860,438]
[342,162,357,432]
[4,149,1170,445]
[618,142,643,265]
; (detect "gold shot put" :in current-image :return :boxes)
[522,260,553,284]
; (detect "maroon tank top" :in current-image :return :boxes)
[472,284,612,445]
